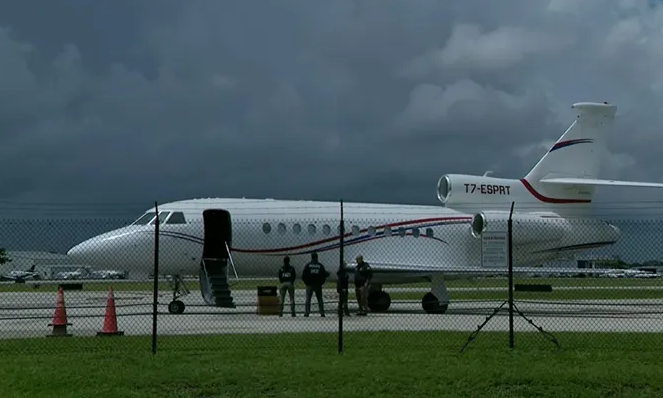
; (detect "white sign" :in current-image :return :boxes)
[481,230,508,268]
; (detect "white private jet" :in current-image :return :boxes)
[67,101,663,315]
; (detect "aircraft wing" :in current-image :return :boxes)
[540,177,663,188]
[344,261,626,277]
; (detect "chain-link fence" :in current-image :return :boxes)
[1,202,662,354]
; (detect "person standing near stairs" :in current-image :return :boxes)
[278,256,297,317]
[302,252,329,317]
[354,255,373,316]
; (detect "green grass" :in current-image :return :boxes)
[337,289,663,301]
[4,276,663,293]
[0,281,166,292]
[4,278,663,301]
[2,332,663,397]
[389,289,663,302]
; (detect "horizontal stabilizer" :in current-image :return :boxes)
[540,177,663,189]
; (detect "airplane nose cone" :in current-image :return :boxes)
[66,245,79,258]
[66,227,155,272]
[67,239,100,264]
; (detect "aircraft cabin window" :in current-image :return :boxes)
[293,223,301,234]
[367,226,376,237]
[151,211,171,225]
[308,224,316,235]
[384,226,392,236]
[398,227,406,237]
[263,223,272,234]
[351,225,360,236]
[322,224,331,235]
[132,212,156,225]
[277,223,286,234]
[166,212,187,224]
[425,228,434,238]
[412,228,420,238]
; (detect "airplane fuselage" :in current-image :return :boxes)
[67,198,619,283]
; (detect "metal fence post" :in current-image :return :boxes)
[151,201,159,354]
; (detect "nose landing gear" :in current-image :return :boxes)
[166,274,190,314]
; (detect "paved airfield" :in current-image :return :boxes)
[2,284,663,338]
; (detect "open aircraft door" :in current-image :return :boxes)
[202,209,232,258]
[198,209,237,308]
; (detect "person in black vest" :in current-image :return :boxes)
[336,263,351,316]
[354,255,373,316]
[302,251,329,317]
[278,256,297,317]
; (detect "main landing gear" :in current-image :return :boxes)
[367,285,392,312]
[167,274,190,314]
[421,292,449,314]
[365,275,450,314]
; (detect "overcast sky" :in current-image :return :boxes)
[2,0,663,221]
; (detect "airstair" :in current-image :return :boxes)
[201,242,238,308]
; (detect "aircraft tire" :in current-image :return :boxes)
[367,291,391,312]
[168,300,185,314]
[422,292,448,314]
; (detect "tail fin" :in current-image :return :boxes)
[518,102,615,213]
[522,102,663,214]
[525,102,616,185]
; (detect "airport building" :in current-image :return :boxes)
[576,257,622,269]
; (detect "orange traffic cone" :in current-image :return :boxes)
[47,286,72,337]
[97,286,124,336]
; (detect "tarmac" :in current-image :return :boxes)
[2,287,663,339]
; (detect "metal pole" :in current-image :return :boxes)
[151,202,159,354]
[508,201,515,349]
[338,199,345,354]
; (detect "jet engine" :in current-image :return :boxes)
[436,174,517,209]
[469,211,569,245]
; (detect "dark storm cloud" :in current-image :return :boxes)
[1,0,663,218]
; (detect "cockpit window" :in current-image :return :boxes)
[132,212,156,225]
[166,212,187,224]
[150,211,171,225]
